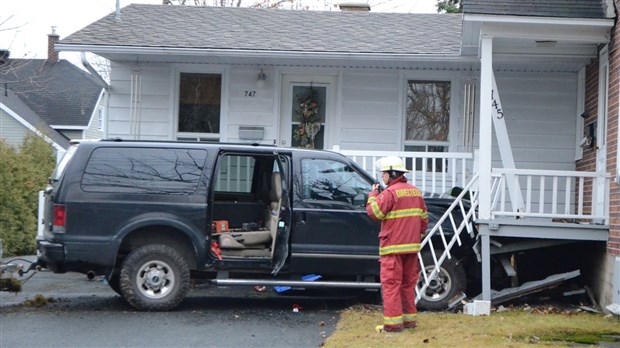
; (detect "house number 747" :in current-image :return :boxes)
[245,91,256,97]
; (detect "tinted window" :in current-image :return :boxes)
[301,159,370,203]
[81,147,207,194]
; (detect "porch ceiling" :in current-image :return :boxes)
[462,14,613,70]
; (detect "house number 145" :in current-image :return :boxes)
[244,91,256,97]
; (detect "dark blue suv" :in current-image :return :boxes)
[37,140,473,311]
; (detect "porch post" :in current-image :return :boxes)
[479,35,493,302]
[479,35,493,221]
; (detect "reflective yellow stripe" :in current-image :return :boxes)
[385,208,425,219]
[369,201,386,220]
[383,315,403,325]
[379,243,421,256]
[403,313,417,321]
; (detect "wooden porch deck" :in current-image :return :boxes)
[480,218,608,242]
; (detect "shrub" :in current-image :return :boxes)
[0,135,56,256]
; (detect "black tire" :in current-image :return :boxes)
[107,270,122,296]
[119,244,190,311]
[416,250,466,311]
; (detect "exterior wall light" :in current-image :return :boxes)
[256,68,267,88]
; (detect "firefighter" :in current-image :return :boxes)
[366,156,428,333]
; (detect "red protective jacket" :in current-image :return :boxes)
[366,176,428,256]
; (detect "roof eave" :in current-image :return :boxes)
[55,44,467,62]
[464,13,615,27]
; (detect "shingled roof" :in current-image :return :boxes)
[0,89,71,149]
[0,59,104,127]
[463,0,611,19]
[60,5,463,56]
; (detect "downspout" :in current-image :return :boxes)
[80,52,109,90]
[81,53,110,138]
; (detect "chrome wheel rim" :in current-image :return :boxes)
[136,260,175,299]
[420,266,452,302]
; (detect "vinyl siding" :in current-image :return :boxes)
[227,67,276,144]
[460,71,579,171]
[338,71,400,150]
[0,109,33,147]
[104,64,580,176]
[107,62,172,140]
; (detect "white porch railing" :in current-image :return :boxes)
[490,168,611,223]
[416,172,479,304]
[338,149,610,224]
[337,150,474,196]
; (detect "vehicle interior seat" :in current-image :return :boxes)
[218,171,281,250]
[267,171,282,257]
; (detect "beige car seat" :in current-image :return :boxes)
[218,172,281,250]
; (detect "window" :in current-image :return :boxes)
[301,159,370,203]
[215,155,256,193]
[96,105,104,130]
[178,73,222,140]
[81,148,207,194]
[405,80,451,171]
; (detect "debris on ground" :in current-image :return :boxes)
[1,258,39,293]
[474,270,581,306]
[606,303,620,316]
[24,294,54,308]
[0,278,22,293]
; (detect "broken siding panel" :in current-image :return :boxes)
[338,71,400,150]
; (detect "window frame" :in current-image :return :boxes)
[401,72,459,154]
[172,65,229,142]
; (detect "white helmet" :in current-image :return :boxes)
[376,156,410,173]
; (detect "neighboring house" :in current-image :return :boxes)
[0,30,107,158]
[0,88,70,155]
[54,2,620,309]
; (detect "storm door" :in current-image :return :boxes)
[279,75,336,149]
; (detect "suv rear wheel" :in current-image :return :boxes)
[107,270,122,296]
[120,244,190,311]
[416,250,466,311]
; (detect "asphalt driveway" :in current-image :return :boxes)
[1,257,350,348]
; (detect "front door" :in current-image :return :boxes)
[279,75,336,149]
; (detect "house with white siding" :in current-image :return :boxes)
[0,30,107,159]
[54,1,620,310]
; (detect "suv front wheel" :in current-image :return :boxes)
[120,244,190,311]
[416,250,466,311]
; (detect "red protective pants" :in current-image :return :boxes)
[380,253,419,328]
